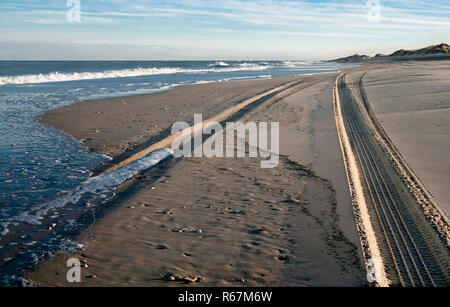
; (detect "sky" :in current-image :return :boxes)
[0,0,449,60]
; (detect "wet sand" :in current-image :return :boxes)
[40,76,307,160]
[29,74,367,286]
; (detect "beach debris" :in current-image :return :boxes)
[286,195,309,205]
[163,273,200,283]
[127,206,135,209]
[172,227,203,234]
[11,144,16,147]
[48,223,57,230]
[161,209,172,215]
[86,274,97,279]
[4,180,13,183]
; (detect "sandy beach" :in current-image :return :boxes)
[28,73,369,286]
[360,61,450,216]
[24,60,450,287]
[341,61,450,286]
[2,0,449,293]
[39,76,307,161]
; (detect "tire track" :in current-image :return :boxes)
[336,74,449,287]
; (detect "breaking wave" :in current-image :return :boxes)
[208,61,230,67]
[0,64,271,85]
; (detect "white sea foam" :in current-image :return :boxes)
[282,61,310,68]
[193,80,215,85]
[2,149,173,230]
[193,74,272,85]
[0,64,270,85]
[208,61,230,67]
[219,75,272,82]
[0,222,9,235]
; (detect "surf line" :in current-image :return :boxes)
[102,79,304,174]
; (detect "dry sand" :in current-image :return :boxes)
[358,61,450,217]
[29,74,367,286]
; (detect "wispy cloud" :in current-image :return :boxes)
[0,0,449,60]
[5,1,450,31]
[9,8,117,24]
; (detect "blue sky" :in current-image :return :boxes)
[0,0,449,60]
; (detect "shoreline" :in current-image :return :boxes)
[38,75,327,172]
[26,72,370,286]
[19,60,449,286]
[39,70,357,177]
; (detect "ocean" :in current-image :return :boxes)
[0,60,351,284]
